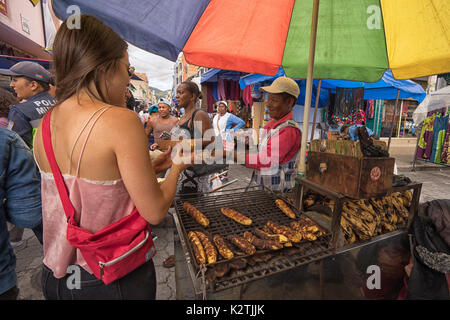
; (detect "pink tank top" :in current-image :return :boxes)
[39,107,135,278]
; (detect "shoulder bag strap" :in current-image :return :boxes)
[41,109,75,221]
[188,109,201,138]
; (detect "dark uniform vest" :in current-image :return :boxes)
[8,91,56,149]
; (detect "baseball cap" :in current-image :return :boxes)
[260,76,300,98]
[0,61,51,83]
[217,100,228,108]
[158,98,171,107]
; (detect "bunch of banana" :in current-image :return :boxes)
[340,215,357,244]
[390,193,410,219]
[341,202,376,241]
[400,190,413,207]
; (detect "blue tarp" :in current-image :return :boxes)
[239,67,329,108]
[52,0,210,62]
[201,68,241,83]
[240,67,426,103]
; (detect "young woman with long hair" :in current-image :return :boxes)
[33,15,189,300]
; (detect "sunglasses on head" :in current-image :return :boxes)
[128,66,135,78]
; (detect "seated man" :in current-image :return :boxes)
[237,77,301,192]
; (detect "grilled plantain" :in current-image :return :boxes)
[212,234,234,260]
[253,228,289,244]
[243,231,283,251]
[226,235,256,255]
[183,202,210,227]
[196,231,217,264]
[188,231,206,265]
[275,199,296,219]
[266,221,301,243]
[221,208,252,225]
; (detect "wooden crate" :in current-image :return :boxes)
[306,151,395,199]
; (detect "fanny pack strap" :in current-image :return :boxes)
[41,109,75,222]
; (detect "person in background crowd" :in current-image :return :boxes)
[0,62,53,247]
[32,14,190,300]
[0,61,56,149]
[340,124,375,141]
[0,127,42,300]
[236,76,301,193]
[171,81,216,195]
[146,104,159,147]
[212,100,245,182]
[147,98,179,151]
[0,88,18,129]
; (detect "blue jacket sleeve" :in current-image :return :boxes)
[5,134,42,229]
[226,114,246,132]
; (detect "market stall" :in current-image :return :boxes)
[50,0,449,300]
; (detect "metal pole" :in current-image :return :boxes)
[403,113,407,137]
[397,100,403,137]
[298,0,320,177]
[387,89,400,152]
[310,79,322,141]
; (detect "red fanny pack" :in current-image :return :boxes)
[42,109,156,285]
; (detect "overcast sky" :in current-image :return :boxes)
[127,43,176,91]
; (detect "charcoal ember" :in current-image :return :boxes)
[229,258,247,270]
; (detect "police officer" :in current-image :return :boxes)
[0,61,56,149]
[0,61,52,246]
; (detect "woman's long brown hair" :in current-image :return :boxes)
[52,14,127,105]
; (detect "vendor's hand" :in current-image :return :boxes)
[152,146,172,174]
[171,144,194,173]
[150,143,159,151]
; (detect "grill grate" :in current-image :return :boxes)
[173,186,334,292]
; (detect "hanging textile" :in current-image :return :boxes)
[212,82,218,102]
[217,78,226,100]
[366,100,375,119]
[430,114,449,163]
[416,114,436,160]
[230,80,240,100]
[242,85,253,108]
[440,123,450,164]
[206,82,216,113]
[352,87,365,112]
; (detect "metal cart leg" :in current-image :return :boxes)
[239,283,248,300]
[319,259,325,299]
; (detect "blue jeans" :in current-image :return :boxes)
[41,260,156,300]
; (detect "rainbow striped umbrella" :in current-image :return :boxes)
[52,0,450,81]
[53,0,450,173]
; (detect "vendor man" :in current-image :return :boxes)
[239,76,301,192]
[0,61,55,149]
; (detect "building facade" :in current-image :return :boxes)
[130,72,152,107]
[0,0,53,59]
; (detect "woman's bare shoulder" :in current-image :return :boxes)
[102,106,142,127]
